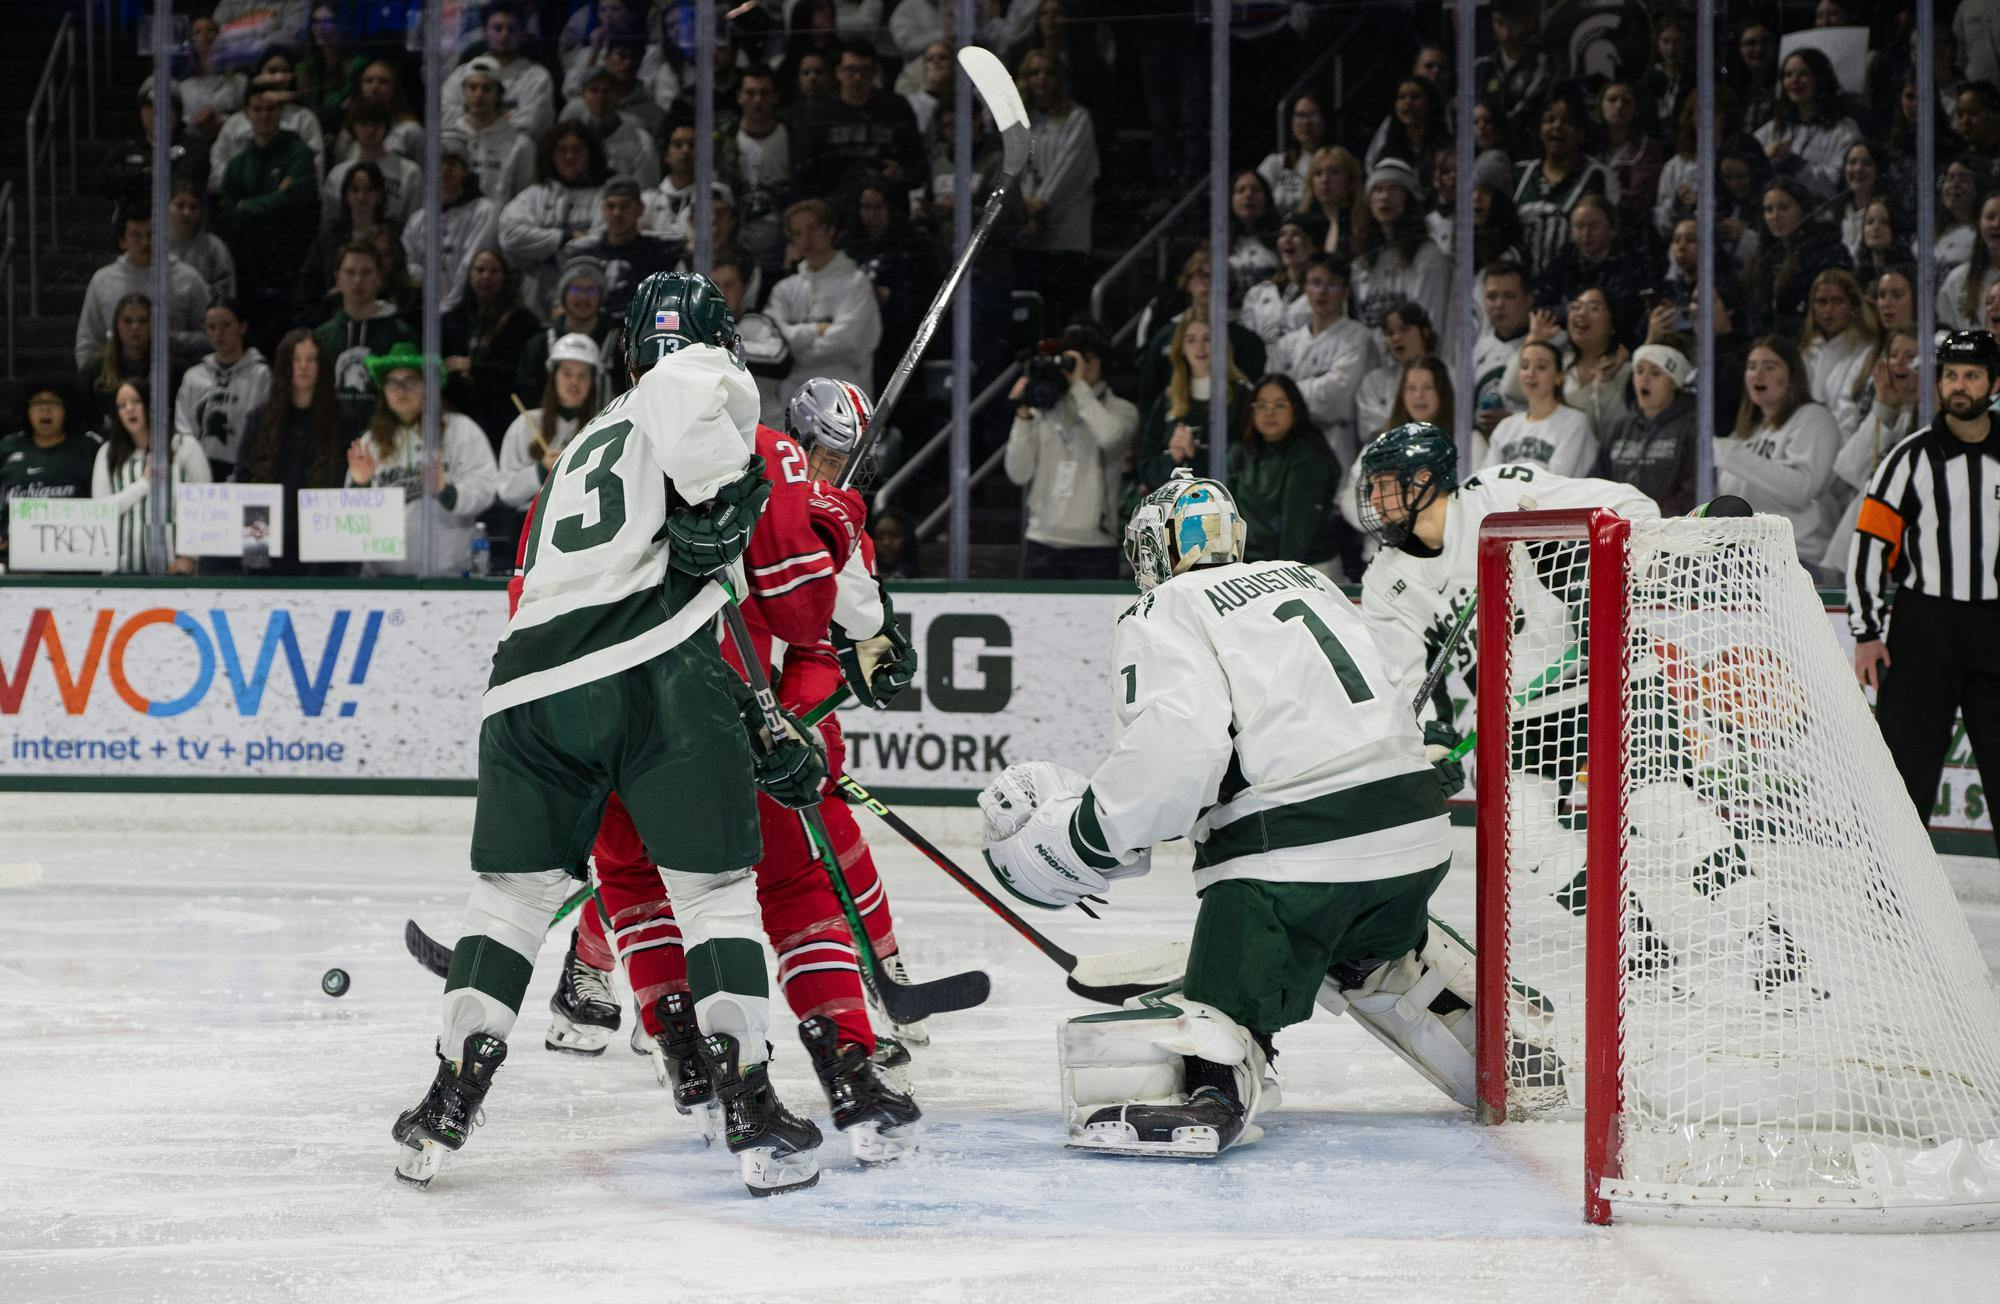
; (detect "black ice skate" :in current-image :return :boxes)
[651,992,722,1144]
[1075,1057,1246,1158]
[545,929,620,1055]
[800,1015,920,1163]
[391,1032,507,1188]
[700,1031,822,1196]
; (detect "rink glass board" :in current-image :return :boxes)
[0,577,1989,853]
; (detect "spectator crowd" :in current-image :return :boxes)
[0,0,1990,585]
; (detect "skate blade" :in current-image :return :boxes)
[740,1144,821,1196]
[544,1023,614,1056]
[669,1096,722,1147]
[848,1121,919,1165]
[395,1140,447,1188]
[1067,1117,1261,1157]
[888,1019,930,1048]
[632,1025,660,1057]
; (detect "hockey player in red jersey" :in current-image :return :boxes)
[537,377,923,1160]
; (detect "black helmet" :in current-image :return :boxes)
[623,271,738,372]
[1356,421,1458,548]
[1938,329,2000,379]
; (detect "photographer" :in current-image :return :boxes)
[1003,323,1138,580]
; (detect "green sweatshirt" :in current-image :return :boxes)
[217,130,320,262]
[1227,433,1338,565]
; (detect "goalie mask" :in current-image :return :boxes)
[1123,469,1245,593]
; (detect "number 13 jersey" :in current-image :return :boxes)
[1093,560,1449,890]
[484,343,761,717]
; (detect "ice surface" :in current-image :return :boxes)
[2,793,1997,1304]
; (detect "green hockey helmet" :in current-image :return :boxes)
[1356,421,1458,548]
[624,271,738,372]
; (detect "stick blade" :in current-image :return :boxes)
[956,44,1030,174]
[404,919,454,980]
[874,961,991,1020]
[1068,940,1188,988]
[1066,975,1174,1007]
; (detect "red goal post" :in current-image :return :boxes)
[1471,508,2000,1231]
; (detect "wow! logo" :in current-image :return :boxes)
[0,608,385,718]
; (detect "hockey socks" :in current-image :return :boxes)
[442,869,574,1048]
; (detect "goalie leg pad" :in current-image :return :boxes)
[1058,996,1272,1156]
[1317,924,1480,1109]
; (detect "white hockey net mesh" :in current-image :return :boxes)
[1489,514,2000,1218]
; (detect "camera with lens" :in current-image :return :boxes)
[1019,339,1077,409]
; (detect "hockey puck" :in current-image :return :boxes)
[321,968,351,998]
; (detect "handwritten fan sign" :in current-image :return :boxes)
[298,488,406,563]
[176,483,286,559]
[6,497,121,572]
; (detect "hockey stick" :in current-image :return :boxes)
[716,591,991,1022]
[1411,597,1477,718]
[836,44,1029,488]
[833,773,1190,1006]
[404,885,596,981]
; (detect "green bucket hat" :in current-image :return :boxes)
[364,342,437,390]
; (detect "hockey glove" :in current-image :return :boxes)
[665,456,772,576]
[834,585,918,709]
[743,699,828,810]
[982,788,1149,910]
[1424,721,1466,800]
[977,760,1090,843]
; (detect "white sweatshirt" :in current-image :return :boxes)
[501,181,609,314]
[74,255,213,369]
[403,196,501,315]
[92,432,212,572]
[346,411,498,577]
[1801,330,1874,435]
[495,409,583,510]
[1714,402,1841,568]
[1818,395,1917,575]
[1269,316,1381,466]
[455,117,537,205]
[1023,106,1099,255]
[441,57,556,141]
[765,251,884,415]
[172,348,272,471]
[1480,404,1598,478]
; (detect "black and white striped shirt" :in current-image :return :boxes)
[1846,413,2000,640]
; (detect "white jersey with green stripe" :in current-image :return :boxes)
[483,343,760,717]
[1081,559,1450,890]
[1358,464,1659,728]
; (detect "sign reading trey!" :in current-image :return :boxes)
[5,498,121,573]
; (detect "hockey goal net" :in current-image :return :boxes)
[1474,509,2000,1229]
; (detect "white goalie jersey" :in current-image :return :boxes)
[1359,464,1660,725]
[1087,559,1450,890]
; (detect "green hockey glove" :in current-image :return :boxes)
[834,584,918,709]
[1424,720,1466,800]
[665,456,771,576]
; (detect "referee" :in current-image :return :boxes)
[1847,330,2000,839]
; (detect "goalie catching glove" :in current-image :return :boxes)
[833,584,918,709]
[666,456,772,575]
[742,699,828,809]
[978,762,1149,909]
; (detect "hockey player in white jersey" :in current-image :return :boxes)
[980,470,1474,1156]
[391,271,832,1196]
[1355,420,1660,732]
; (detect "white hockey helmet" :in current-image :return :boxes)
[545,331,602,373]
[1123,469,1245,592]
[787,376,877,483]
